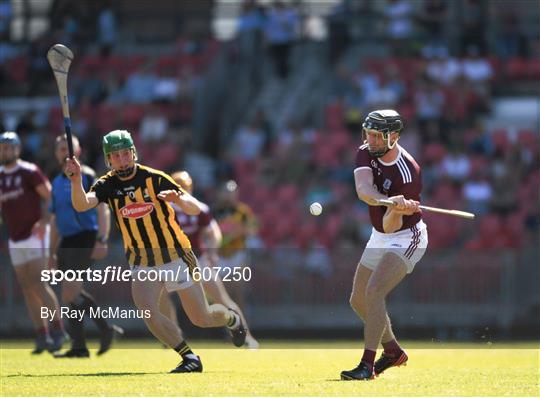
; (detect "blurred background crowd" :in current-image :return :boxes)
[1,0,539,338]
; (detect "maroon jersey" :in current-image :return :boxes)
[0,161,48,241]
[355,144,422,233]
[172,202,212,255]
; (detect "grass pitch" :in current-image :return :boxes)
[1,340,538,396]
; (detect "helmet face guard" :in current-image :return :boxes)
[362,110,403,157]
[102,130,137,177]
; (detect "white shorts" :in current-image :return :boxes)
[360,220,428,274]
[8,227,50,267]
[131,257,195,293]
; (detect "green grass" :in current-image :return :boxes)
[1,340,538,396]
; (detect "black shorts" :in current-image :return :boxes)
[57,230,97,271]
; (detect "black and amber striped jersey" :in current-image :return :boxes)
[214,202,256,258]
[89,164,192,267]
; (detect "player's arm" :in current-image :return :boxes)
[157,174,204,215]
[354,168,388,206]
[91,203,110,260]
[96,203,110,242]
[204,219,223,247]
[382,195,420,234]
[158,189,203,216]
[202,219,222,266]
[65,157,99,212]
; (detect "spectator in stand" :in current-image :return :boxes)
[364,65,405,109]
[459,0,487,55]
[461,46,493,86]
[78,64,107,105]
[97,0,117,57]
[384,0,414,55]
[0,0,12,38]
[230,120,266,161]
[462,169,493,216]
[139,104,169,143]
[414,78,445,138]
[416,0,448,46]
[264,1,299,80]
[440,146,471,182]
[236,0,266,65]
[425,48,461,86]
[122,63,158,104]
[494,10,528,60]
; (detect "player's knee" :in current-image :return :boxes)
[365,282,385,303]
[133,297,158,313]
[349,295,366,318]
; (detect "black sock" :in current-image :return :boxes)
[79,291,110,332]
[67,302,86,350]
[174,341,194,359]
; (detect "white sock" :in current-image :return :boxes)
[227,312,240,330]
[184,353,198,361]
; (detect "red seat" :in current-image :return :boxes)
[122,105,145,129]
[7,55,28,83]
[491,129,509,151]
[506,58,528,80]
[422,143,446,164]
[325,102,344,130]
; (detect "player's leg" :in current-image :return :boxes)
[341,253,407,380]
[158,288,178,326]
[26,257,68,351]
[12,262,52,353]
[131,277,185,346]
[177,281,247,347]
[12,264,44,328]
[374,224,428,375]
[362,252,407,365]
[349,263,396,350]
[202,270,259,348]
[132,275,201,373]
[54,279,90,357]
[173,251,247,347]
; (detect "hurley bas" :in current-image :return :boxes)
[42,307,151,322]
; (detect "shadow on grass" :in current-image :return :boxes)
[6,371,164,377]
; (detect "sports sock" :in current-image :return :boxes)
[36,326,49,336]
[67,302,87,350]
[226,311,239,329]
[174,341,197,360]
[361,349,376,369]
[382,339,402,357]
[79,291,110,332]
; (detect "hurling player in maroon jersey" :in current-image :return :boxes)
[340,110,428,381]
[158,171,259,348]
[0,132,66,354]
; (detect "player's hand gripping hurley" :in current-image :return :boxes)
[378,199,475,220]
[47,44,74,158]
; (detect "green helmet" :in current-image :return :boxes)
[102,130,135,157]
[102,130,137,176]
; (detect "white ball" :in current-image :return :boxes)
[309,202,323,216]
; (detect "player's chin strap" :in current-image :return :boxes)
[115,165,135,178]
[366,133,399,158]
